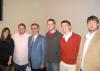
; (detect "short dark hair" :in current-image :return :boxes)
[87,16,99,24]
[31,23,40,29]
[47,19,56,24]
[18,23,26,29]
[61,20,71,26]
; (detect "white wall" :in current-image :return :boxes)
[0,0,100,35]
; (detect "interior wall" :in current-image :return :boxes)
[0,0,100,36]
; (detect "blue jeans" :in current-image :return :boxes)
[46,62,59,71]
[14,63,27,71]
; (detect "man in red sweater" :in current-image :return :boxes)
[60,20,81,71]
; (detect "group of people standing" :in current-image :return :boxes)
[0,15,100,71]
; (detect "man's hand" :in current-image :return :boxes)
[40,64,45,69]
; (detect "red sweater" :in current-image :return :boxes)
[60,32,81,64]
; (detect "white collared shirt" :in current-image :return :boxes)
[32,34,38,42]
[81,31,96,69]
[63,32,72,42]
[12,32,30,65]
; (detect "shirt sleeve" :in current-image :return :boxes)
[9,38,15,56]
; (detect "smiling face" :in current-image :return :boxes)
[1,27,11,40]
[18,25,26,34]
[3,30,9,39]
[47,21,56,31]
[61,20,72,35]
[87,20,99,32]
[87,16,99,32]
[31,24,39,36]
[61,23,69,33]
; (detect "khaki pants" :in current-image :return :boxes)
[60,61,76,71]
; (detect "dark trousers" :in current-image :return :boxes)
[0,64,12,71]
[31,67,46,71]
[80,69,83,71]
[14,63,27,71]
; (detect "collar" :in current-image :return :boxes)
[32,34,39,41]
[18,32,27,38]
[63,32,72,42]
[63,32,72,38]
[86,31,96,39]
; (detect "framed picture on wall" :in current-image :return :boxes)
[0,0,3,21]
